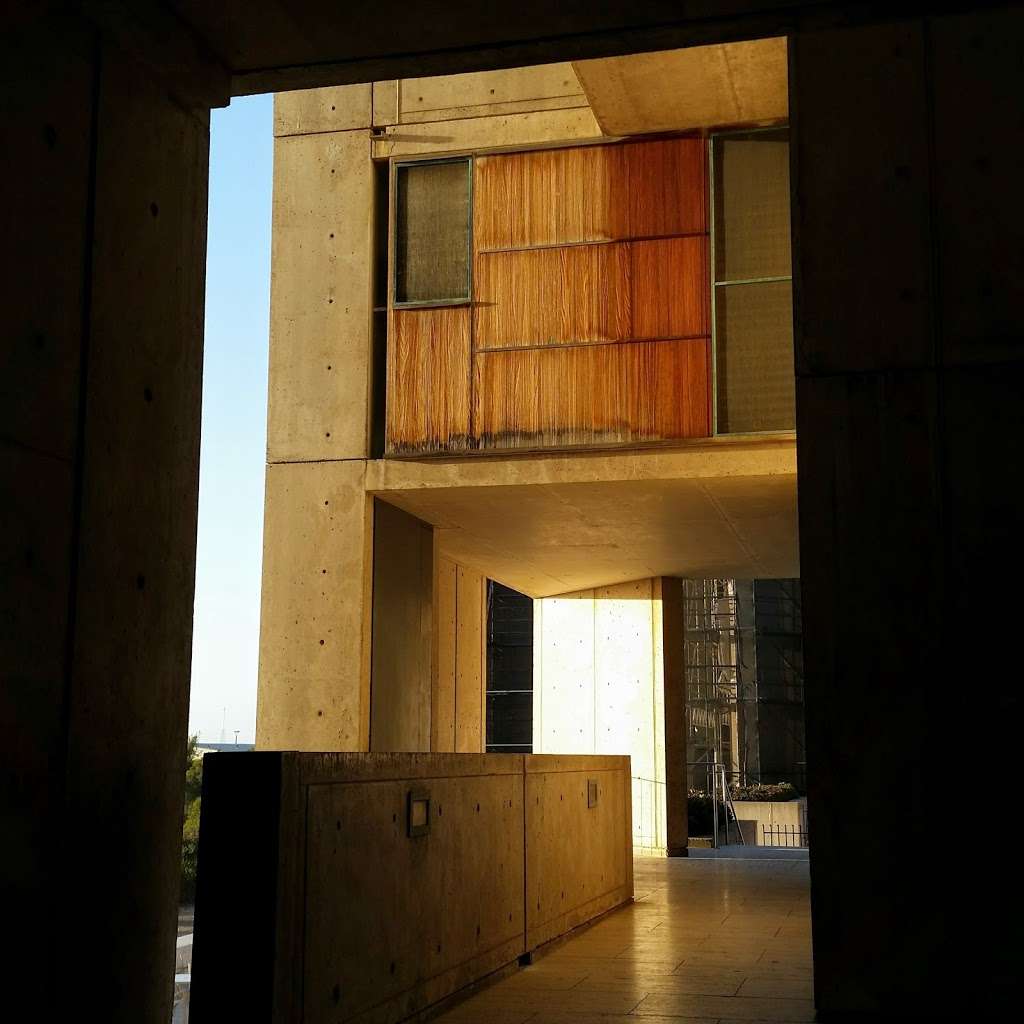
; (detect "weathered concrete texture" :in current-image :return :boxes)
[3,9,218,1021]
[929,10,1024,365]
[7,4,1023,1024]
[267,127,373,462]
[64,46,210,1023]
[792,10,1024,1018]
[534,579,683,854]
[732,798,807,846]
[397,63,585,123]
[525,754,634,950]
[368,540,487,757]
[191,752,632,1024]
[370,500,433,752]
[372,108,603,159]
[574,37,787,136]
[372,80,399,126]
[370,446,798,597]
[793,21,932,376]
[257,460,371,751]
[274,83,373,135]
[1,13,93,952]
[303,760,523,1023]
[454,565,486,752]
[0,18,92,463]
[180,0,875,95]
[432,553,458,751]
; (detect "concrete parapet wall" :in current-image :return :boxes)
[190,752,631,1023]
[525,754,634,950]
[732,798,807,846]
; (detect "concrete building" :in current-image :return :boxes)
[257,47,798,858]
[5,3,1024,1022]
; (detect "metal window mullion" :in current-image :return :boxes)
[714,274,793,288]
[709,135,718,436]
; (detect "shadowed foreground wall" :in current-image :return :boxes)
[2,11,215,1020]
[7,5,1023,1024]
[792,11,1024,1018]
[191,752,632,1023]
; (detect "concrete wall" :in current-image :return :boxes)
[1,10,224,1020]
[257,82,377,753]
[732,798,807,847]
[790,10,1024,1015]
[257,461,373,750]
[8,5,1024,1022]
[533,578,685,854]
[191,752,632,1023]
[370,501,433,751]
[433,556,487,753]
[259,66,603,754]
[526,754,635,949]
[259,59,796,759]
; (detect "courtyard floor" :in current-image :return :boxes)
[434,854,814,1024]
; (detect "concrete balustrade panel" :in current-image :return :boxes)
[524,754,633,950]
[191,751,632,1024]
[302,754,524,1024]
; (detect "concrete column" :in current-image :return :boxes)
[431,555,486,753]
[256,460,373,750]
[2,10,223,1020]
[432,553,458,751]
[369,500,433,752]
[658,578,688,856]
[454,566,486,752]
[792,10,1024,1017]
[256,89,377,751]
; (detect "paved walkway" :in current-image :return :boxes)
[436,855,814,1023]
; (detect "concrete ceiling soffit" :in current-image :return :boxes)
[85,1,232,108]
[572,37,788,136]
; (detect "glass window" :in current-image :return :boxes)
[394,158,471,305]
[712,129,795,433]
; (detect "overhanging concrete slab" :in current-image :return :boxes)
[573,38,788,136]
[367,440,798,595]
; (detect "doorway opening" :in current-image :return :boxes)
[187,31,811,1024]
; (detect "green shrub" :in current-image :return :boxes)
[180,735,202,904]
[687,790,728,836]
[729,781,799,802]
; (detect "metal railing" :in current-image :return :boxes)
[762,823,808,848]
[632,775,667,851]
[687,752,746,848]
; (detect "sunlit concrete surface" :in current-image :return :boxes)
[436,855,813,1023]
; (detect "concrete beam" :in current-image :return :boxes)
[574,38,788,136]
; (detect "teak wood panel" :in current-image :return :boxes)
[386,306,471,454]
[475,235,709,349]
[631,236,710,341]
[475,242,632,349]
[472,338,710,449]
[473,137,707,251]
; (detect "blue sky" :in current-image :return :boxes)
[189,94,273,744]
